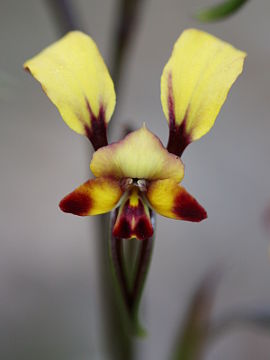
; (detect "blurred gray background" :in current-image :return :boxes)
[1,0,270,359]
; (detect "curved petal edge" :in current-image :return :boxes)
[146,179,207,222]
[59,177,123,216]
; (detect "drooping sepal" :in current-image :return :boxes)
[24,31,116,150]
[146,179,207,222]
[109,210,156,336]
[113,187,153,240]
[161,29,246,156]
[59,177,123,216]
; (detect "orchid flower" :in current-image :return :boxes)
[24,29,245,241]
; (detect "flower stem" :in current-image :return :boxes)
[108,212,156,337]
[45,0,83,35]
[110,0,144,91]
[108,0,145,137]
[96,1,147,356]
[47,1,146,358]
[97,214,134,360]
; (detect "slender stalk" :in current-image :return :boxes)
[110,0,144,92]
[97,1,147,354]
[46,0,146,358]
[108,212,156,337]
[97,214,134,360]
[108,0,145,137]
[45,0,83,35]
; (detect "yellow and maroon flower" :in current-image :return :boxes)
[24,29,246,240]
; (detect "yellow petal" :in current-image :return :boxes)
[90,125,184,182]
[146,179,207,222]
[24,31,115,145]
[161,28,246,146]
[59,177,123,216]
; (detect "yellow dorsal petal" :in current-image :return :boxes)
[24,31,116,140]
[161,28,246,144]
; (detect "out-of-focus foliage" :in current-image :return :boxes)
[196,0,249,22]
[210,308,270,339]
[170,270,270,360]
[171,270,220,360]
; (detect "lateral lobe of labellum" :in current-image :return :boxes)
[166,72,191,157]
[113,197,153,240]
[84,98,108,150]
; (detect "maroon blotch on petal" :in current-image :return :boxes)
[166,73,191,157]
[84,98,108,150]
[173,190,207,222]
[59,191,92,216]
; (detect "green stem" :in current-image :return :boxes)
[130,215,155,333]
[98,214,134,360]
[108,212,156,337]
[96,0,147,356]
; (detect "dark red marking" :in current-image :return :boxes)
[24,66,30,74]
[113,198,153,240]
[109,209,155,320]
[59,191,92,216]
[109,213,155,317]
[173,189,207,222]
[84,98,108,150]
[166,72,191,157]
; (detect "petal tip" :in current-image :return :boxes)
[196,206,208,222]
[174,191,208,222]
[59,192,92,216]
[23,63,30,72]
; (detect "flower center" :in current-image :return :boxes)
[133,178,147,192]
[121,178,148,192]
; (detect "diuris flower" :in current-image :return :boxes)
[24,29,245,240]
[59,124,206,240]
